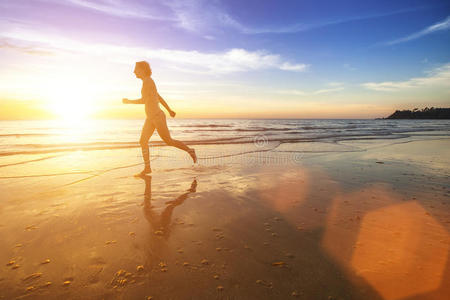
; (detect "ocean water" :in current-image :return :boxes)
[0,118,449,157]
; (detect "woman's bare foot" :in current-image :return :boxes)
[188,148,197,163]
[136,166,152,177]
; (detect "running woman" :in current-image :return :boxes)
[123,61,197,175]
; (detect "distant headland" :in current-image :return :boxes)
[384,107,450,119]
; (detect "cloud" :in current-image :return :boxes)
[163,0,218,32]
[163,2,428,35]
[385,16,450,45]
[279,62,309,72]
[218,6,429,35]
[312,87,345,94]
[278,86,344,96]
[43,0,227,33]
[49,0,175,21]
[145,48,308,74]
[39,0,431,37]
[328,82,345,87]
[0,40,53,55]
[0,25,308,74]
[362,63,450,91]
[157,0,245,35]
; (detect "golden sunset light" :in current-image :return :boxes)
[0,1,449,299]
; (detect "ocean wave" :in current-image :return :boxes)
[176,124,233,128]
[301,125,359,130]
[1,119,448,157]
[182,127,298,133]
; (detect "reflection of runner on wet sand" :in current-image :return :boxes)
[142,176,197,239]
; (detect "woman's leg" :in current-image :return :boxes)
[139,119,156,173]
[155,112,197,163]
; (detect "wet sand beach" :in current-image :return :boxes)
[0,135,449,299]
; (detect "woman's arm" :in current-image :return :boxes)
[122,98,144,104]
[158,94,176,117]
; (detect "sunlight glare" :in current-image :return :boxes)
[44,78,98,121]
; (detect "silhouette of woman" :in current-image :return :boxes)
[123,61,197,176]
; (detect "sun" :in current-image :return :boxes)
[49,94,93,121]
[44,81,97,121]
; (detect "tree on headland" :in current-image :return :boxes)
[385,107,450,119]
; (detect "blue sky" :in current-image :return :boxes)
[0,0,449,119]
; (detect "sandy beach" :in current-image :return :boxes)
[0,134,449,300]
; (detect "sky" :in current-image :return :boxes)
[0,0,449,119]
